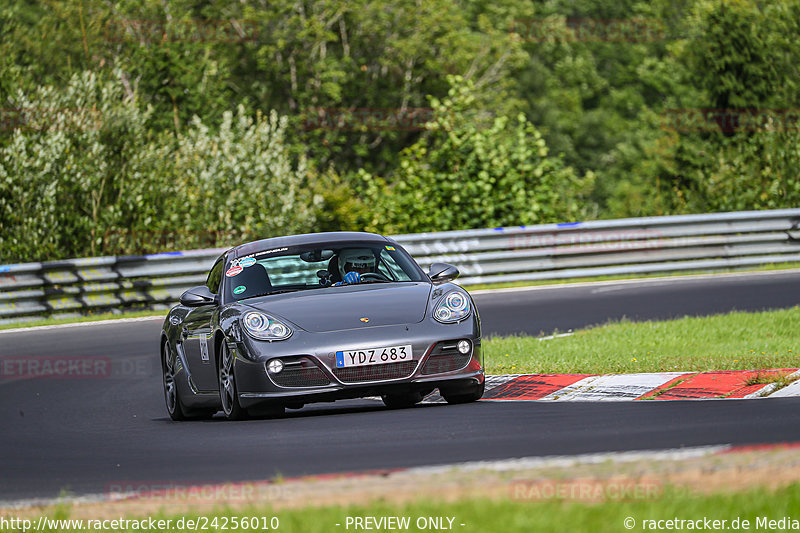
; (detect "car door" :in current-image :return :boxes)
[182,256,224,392]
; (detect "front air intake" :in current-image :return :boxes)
[421,340,471,375]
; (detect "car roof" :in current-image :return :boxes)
[232,231,390,259]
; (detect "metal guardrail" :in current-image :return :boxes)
[2,209,800,324]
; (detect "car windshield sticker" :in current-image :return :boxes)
[254,247,289,257]
[385,245,396,251]
[226,265,243,277]
[233,285,246,294]
[238,257,256,268]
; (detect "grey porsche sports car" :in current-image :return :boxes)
[160,231,484,420]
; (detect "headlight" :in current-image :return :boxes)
[242,312,292,341]
[433,290,471,324]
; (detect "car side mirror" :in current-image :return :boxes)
[180,285,218,307]
[428,262,459,284]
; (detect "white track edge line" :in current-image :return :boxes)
[0,316,164,335]
[468,268,800,295]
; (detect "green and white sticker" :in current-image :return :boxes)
[233,285,246,295]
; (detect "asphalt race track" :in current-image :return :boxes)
[475,269,800,336]
[2,270,800,502]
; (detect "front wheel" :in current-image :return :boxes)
[219,342,248,420]
[163,340,214,421]
[441,381,485,405]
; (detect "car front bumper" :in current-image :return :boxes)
[230,320,483,407]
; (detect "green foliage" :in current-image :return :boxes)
[165,107,319,245]
[363,76,594,233]
[0,70,152,260]
[609,0,800,216]
[673,0,800,212]
[514,0,692,212]
[231,0,530,175]
[0,72,316,262]
[684,0,793,109]
[305,168,377,234]
[679,131,800,213]
[2,0,800,262]
[0,0,528,174]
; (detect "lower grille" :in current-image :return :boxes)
[421,340,472,375]
[421,353,471,374]
[332,360,417,383]
[270,358,331,388]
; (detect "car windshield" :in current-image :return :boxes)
[223,241,426,301]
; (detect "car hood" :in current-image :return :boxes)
[242,282,432,333]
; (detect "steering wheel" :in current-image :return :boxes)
[360,272,389,281]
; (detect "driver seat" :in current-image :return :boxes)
[327,256,342,283]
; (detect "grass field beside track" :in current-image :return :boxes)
[7,484,800,533]
[202,485,800,533]
[484,307,800,375]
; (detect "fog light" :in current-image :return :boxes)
[457,340,470,354]
[267,359,284,374]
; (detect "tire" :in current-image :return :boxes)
[441,381,485,405]
[219,342,248,420]
[162,340,215,421]
[381,391,424,409]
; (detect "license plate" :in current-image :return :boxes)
[335,344,413,368]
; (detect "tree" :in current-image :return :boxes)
[0,71,319,262]
[0,70,152,260]
[362,76,593,233]
[164,106,319,246]
[613,0,800,216]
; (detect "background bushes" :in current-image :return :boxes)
[1,0,798,261]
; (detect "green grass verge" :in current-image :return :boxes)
[15,484,800,533]
[463,262,800,292]
[484,307,800,374]
[0,310,166,331]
